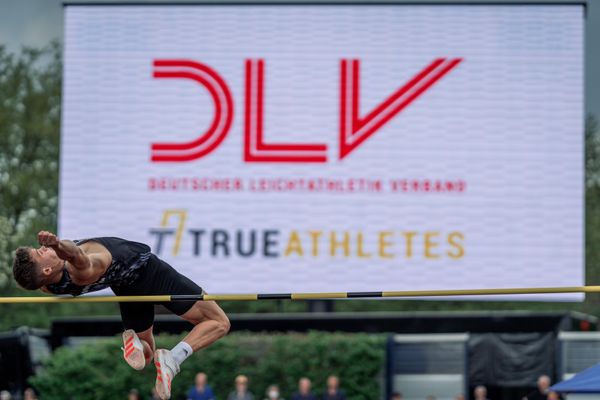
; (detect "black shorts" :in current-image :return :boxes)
[111,254,203,332]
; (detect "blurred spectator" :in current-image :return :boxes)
[128,388,141,400]
[474,386,489,400]
[264,384,284,400]
[322,375,346,400]
[23,388,37,400]
[188,372,216,400]
[455,395,465,400]
[0,391,10,400]
[524,375,551,400]
[292,378,317,400]
[228,375,254,400]
[390,392,402,400]
[547,392,561,400]
[150,387,161,400]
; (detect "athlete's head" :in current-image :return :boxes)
[12,246,63,290]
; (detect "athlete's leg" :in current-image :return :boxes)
[149,255,229,399]
[154,303,229,400]
[116,296,155,370]
[179,300,230,350]
[135,325,156,363]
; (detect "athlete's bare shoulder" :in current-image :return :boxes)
[78,240,112,259]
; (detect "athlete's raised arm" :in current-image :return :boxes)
[37,231,111,274]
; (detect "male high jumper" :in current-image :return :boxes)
[12,231,230,400]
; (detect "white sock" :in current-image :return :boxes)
[171,341,193,366]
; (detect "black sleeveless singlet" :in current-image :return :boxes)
[45,237,152,296]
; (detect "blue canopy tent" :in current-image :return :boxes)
[551,363,600,393]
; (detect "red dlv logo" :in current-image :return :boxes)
[151,58,462,163]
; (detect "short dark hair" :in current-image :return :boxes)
[12,247,43,290]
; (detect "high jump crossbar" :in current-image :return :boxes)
[0,286,599,303]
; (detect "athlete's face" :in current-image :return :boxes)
[29,246,62,275]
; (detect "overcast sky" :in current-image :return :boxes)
[0,0,598,119]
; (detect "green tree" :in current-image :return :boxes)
[0,42,61,290]
[584,115,600,314]
[0,43,117,328]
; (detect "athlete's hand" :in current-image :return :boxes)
[38,231,59,247]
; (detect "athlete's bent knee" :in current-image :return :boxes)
[219,315,231,337]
